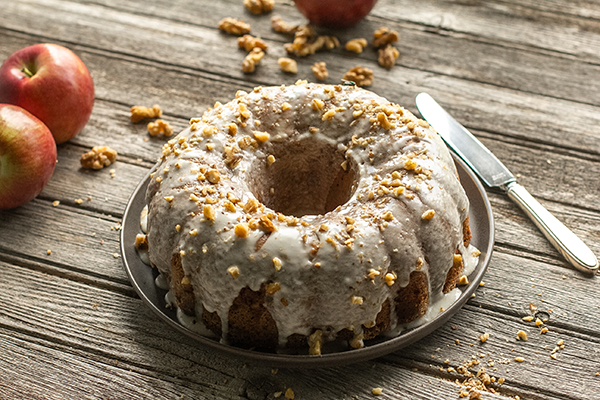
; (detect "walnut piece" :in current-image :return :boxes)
[271,16,298,34]
[147,119,174,137]
[278,57,298,74]
[244,0,274,15]
[242,48,265,73]
[130,104,161,123]
[238,34,268,51]
[80,146,118,170]
[378,44,399,69]
[284,25,339,57]
[373,27,399,48]
[345,38,368,53]
[218,17,251,36]
[342,66,374,87]
[311,61,328,80]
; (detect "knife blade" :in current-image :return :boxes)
[415,92,599,274]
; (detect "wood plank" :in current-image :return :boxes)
[59,0,600,108]
[3,259,598,400]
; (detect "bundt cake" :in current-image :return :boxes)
[140,81,478,354]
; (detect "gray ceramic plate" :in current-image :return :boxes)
[120,154,494,368]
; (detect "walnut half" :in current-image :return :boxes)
[80,146,118,170]
[342,66,374,87]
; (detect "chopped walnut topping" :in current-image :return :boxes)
[80,146,117,170]
[242,48,265,73]
[244,0,274,15]
[342,66,373,87]
[259,215,277,232]
[422,209,435,220]
[385,272,396,286]
[311,62,328,80]
[244,198,260,213]
[378,44,399,69]
[273,257,283,271]
[218,17,250,36]
[278,57,298,74]
[206,169,221,184]
[147,119,174,137]
[227,265,240,278]
[270,16,298,34]
[345,38,368,53]
[458,275,469,285]
[267,155,276,166]
[266,282,281,294]
[228,123,238,136]
[308,330,323,356]
[373,27,399,48]
[253,131,270,142]
[351,295,364,305]
[203,204,216,221]
[312,98,325,111]
[238,34,268,51]
[130,104,161,123]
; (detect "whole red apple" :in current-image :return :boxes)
[0,43,94,144]
[0,104,57,210]
[294,0,378,29]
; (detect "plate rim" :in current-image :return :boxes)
[120,154,494,368]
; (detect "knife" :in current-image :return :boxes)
[415,92,599,275]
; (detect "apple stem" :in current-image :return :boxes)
[22,66,34,78]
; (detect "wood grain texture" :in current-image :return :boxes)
[1,0,599,399]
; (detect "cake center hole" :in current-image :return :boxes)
[247,139,359,217]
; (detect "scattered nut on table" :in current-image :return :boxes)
[80,146,118,170]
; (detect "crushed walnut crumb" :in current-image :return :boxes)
[284,388,294,400]
[373,27,399,48]
[242,48,265,73]
[130,104,161,123]
[278,57,298,74]
[244,0,274,15]
[311,62,328,80]
[345,38,368,53]
[378,44,399,69]
[80,146,117,170]
[372,387,383,395]
[238,34,268,51]
[147,119,174,137]
[218,17,250,36]
[479,333,489,343]
[308,330,323,356]
[343,66,373,87]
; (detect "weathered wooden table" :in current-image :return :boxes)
[1,0,599,399]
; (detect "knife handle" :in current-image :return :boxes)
[506,182,599,274]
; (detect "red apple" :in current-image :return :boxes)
[0,43,94,144]
[294,0,378,29]
[0,104,57,209]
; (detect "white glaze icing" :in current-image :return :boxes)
[143,82,478,349]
